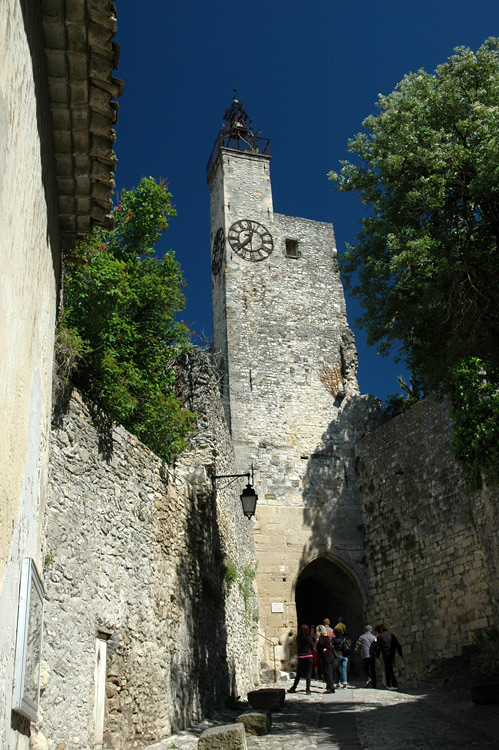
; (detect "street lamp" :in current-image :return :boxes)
[212,471,258,519]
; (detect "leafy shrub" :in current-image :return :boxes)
[448,358,499,492]
[57,177,195,461]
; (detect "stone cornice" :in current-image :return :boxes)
[40,0,124,250]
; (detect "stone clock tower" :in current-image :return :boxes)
[207,95,377,673]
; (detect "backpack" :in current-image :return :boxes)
[341,637,350,655]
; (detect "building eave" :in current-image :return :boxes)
[40,0,124,250]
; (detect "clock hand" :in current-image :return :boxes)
[233,236,252,250]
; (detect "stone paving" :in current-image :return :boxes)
[146,678,499,750]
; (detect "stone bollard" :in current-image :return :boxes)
[198,722,247,749]
[247,688,285,711]
[236,709,272,735]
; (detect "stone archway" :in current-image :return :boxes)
[294,555,365,648]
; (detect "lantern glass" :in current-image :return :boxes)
[240,484,258,518]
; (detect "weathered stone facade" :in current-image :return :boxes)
[37,350,258,749]
[206,109,499,683]
[356,397,498,681]
[1,2,120,746]
[0,10,61,740]
[207,128,380,669]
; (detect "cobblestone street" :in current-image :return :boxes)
[147,678,499,750]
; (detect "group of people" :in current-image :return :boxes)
[288,617,351,695]
[288,618,404,695]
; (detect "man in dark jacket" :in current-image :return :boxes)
[375,623,404,690]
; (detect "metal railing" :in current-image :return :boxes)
[258,632,278,682]
[206,134,271,180]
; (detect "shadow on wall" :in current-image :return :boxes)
[296,394,382,646]
[101,461,234,741]
[173,477,231,726]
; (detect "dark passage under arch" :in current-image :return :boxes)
[295,556,365,675]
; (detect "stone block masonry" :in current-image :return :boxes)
[208,144,382,669]
[38,349,259,749]
[356,397,497,681]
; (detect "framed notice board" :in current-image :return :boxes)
[12,558,45,720]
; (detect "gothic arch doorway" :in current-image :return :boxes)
[294,555,365,647]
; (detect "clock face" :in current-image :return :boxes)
[228,219,274,262]
[211,227,225,276]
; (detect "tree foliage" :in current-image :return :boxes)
[448,358,499,492]
[330,38,499,488]
[58,177,195,461]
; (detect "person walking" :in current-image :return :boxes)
[310,625,320,679]
[288,624,314,694]
[355,624,378,687]
[322,618,334,638]
[316,624,336,693]
[334,616,347,635]
[332,627,350,688]
[375,623,405,690]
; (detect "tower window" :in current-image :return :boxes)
[285,239,299,258]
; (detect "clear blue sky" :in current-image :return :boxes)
[113,0,498,402]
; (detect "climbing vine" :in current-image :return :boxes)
[223,559,258,627]
[239,564,258,627]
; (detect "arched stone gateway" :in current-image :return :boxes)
[294,555,367,673]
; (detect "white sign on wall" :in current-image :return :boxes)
[271,602,284,613]
[12,558,45,721]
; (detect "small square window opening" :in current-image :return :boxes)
[285,239,299,258]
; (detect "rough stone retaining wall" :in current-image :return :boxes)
[37,349,259,749]
[356,397,497,681]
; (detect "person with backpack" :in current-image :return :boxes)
[375,623,405,690]
[332,627,351,688]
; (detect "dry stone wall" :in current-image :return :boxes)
[37,349,258,750]
[356,397,497,682]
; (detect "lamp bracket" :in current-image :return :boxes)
[212,472,250,483]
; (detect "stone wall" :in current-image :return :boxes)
[470,482,499,634]
[0,2,60,746]
[208,145,381,664]
[356,397,497,681]
[37,350,259,749]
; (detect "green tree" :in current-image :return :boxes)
[449,358,499,491]
[330,38,499,488]
[58,177,195,461]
